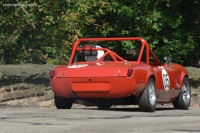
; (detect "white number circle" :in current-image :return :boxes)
[162,69,170,91]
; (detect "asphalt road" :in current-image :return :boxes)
[0,106,200,133]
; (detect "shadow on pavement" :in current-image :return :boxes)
[76,106,175,112]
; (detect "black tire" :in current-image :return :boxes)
[97,104,112,110]
[54,95,73,109]
[138,78,157,112]
[173,77,191,109]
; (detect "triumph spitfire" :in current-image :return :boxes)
[49,37,191,112]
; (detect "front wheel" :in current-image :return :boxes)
[173,77,191,109]
[138,78,157,112]
[54,95,74,109]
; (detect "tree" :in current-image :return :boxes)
[0,0,199,66]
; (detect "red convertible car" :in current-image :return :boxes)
[50,37,191,112]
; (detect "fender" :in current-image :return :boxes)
[179,71,189,88]
[143,66,157,96]
[131,65,155,96]
[144,66,156,86]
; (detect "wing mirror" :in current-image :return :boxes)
[164,56,172,66]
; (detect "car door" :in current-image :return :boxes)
[154,65,178,101]
[143,43,178,102]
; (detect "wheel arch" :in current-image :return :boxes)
[144,74,157,96]
[144,65,156,86]
[149,75,156,82]
[179,71,189,88]
[145,73,156,87]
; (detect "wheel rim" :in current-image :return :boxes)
[182,81,190,104]
[148,82,156,106]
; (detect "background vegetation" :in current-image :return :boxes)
[0,0,199,66]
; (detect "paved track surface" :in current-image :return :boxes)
[0,106,200,133]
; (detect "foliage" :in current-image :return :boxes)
[0,0,199,66]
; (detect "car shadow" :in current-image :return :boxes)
[76,106,175,112]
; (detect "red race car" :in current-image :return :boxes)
[49,37,191,112]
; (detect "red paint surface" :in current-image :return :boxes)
[50,37,188,104]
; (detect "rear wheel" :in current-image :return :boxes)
[173,77,191,109]
[54,95,73,109]
[138,78,157,112]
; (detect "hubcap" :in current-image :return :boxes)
[182,82,190,104]
[148,82,156,106]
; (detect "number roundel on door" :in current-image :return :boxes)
[162,69,170,91]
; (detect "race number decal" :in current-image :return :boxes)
[162,69,170,91]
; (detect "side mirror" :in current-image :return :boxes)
[164,56,172,66]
